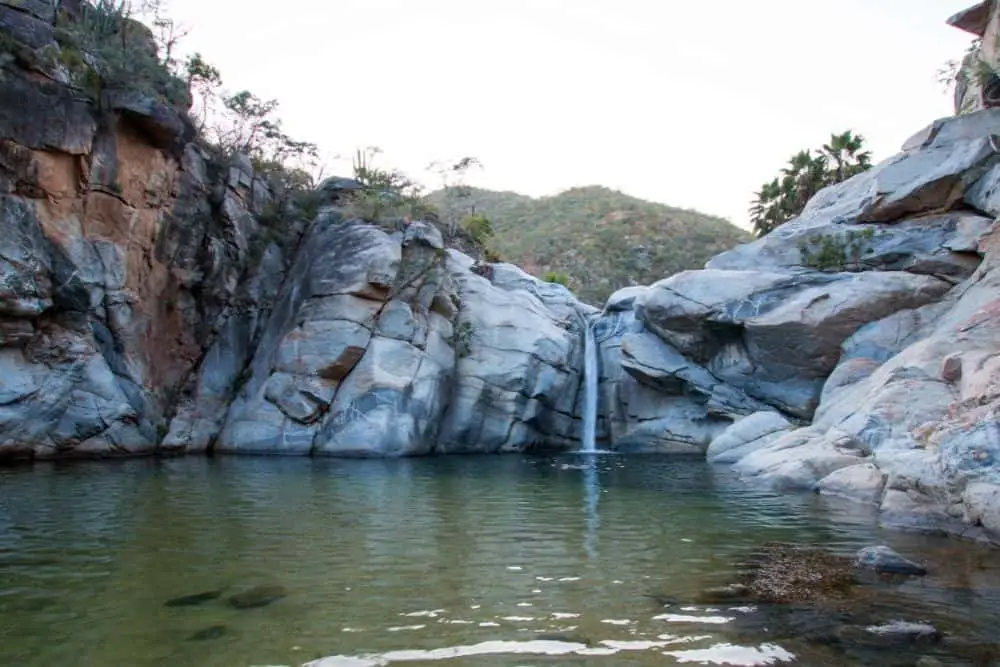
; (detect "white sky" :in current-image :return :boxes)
[165,0,978,229]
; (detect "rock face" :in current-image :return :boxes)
[4,1,1000,548]
[590,106,1000,544]
[0,4,590,459]
[193,223,587,457]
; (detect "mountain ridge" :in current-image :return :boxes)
[426,184,753,305]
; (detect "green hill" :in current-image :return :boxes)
[426,186,752,305]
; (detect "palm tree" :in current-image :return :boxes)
[821,131,871,183]
[749,130,873,237]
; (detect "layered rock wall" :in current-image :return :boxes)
[0,1,591,459]
[592,109,1000,543]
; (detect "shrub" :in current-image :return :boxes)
[449,320,475,358]
[460,212,493,246]
[482,246,504,263]
[339,147,434,223]
[798,227,876,271]
[53,0,189,109]
[543,271,570,286]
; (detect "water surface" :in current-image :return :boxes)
[1,455,997,666]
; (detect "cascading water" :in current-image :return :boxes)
[580,316,599,453]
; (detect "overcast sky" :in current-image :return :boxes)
[165,0,978,229]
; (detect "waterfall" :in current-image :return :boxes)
[580,316,599,453]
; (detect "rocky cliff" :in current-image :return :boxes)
[4,0,1000,545]
[0,0,592,458]
[592,110,1000,544]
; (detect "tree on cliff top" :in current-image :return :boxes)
[749,131,872,237]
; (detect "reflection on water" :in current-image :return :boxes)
[0,455,997,667]
[581,456,600,561]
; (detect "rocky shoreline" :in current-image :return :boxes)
[1,0,999,547]
[590,110,1000,546]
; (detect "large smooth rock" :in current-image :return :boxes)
[706,411,795,464]
[437,252,584,452]
[711,213,991,281]
[731,426,864,490]
[733,271,950,417]
[817,463,886,504]
[855,545,927,576]
[213,221,589,457]
[636,269,819,362]
[963,483,1000,539]
[711,110,1000,274]
[108,90,189,149]
[315,334,451,457]
[620,331,769,416]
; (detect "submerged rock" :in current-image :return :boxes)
[734,543,858,604]
[856,546,928,576]
[696,583,753,604]
[227,584,287,610]
[534,633,595,647]
[188,625,228,641]
[164,590,225,607]
[839,621,942,647]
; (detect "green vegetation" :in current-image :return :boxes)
[449,320,475,358]
[940,36,995,114]
[543,271,570,287]
[338,147,436,224]
[797,227,877,271]
[51,0,189,109]
[426,185,750,305]
[31,1,321,199]
[749,131,872,237]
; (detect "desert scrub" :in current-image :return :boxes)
[543,271,570,287]
[449,320,475,358]
[798,227,876,271]
[52,0,190,109]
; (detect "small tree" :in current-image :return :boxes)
[428,156,482,238]
[750,130,871,237]
[183,52,221,132]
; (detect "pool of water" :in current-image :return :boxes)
[1,454,998,666]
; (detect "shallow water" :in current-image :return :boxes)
[0,454,998,666]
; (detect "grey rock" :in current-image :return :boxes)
[0,319,33,345]
[855,545,927,576]
[706,411,795,464]
[0,69,95,154]
[817,463,886,504]
[732,432,864,490]
[620,331,768,417]
[188,625,227,641]
[227,584,287,609]
[0,4,54,50]
[315,336,450,457]
[963,483,1000,540]
[264,373,329,425]
[0,0,56,22]
[403,221,444,250]
[0,196,53,317]
[844,621,941,646]
[604,285,648,313]
[108,90,189,149]
[317,176,364,197]
[164,590,224,608]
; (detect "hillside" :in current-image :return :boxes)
[426,186,752,305]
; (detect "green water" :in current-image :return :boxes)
[1,455,998,666]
